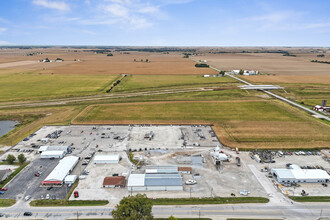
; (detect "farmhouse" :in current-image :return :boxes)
[313,105,330,113]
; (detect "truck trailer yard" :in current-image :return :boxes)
[0,125,329,206]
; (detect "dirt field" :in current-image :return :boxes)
[0,48,216,75]
[196,53,330,84]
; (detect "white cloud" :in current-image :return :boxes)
[305,22,330,29]
[0,27,7,34]
[0,40,11,45]
[105,4,129,17]
[32,0,70,11]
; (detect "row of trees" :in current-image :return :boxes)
[6,154,26,165]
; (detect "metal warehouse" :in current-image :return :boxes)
[145,165,178,174]
[40,150,66,159]
[38,145,70,153]
[94,154,120,164]
[127,173,183,191]
[42,156,79,185]
[271,166,330,183]
[64,175,77,185]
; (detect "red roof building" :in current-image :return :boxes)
[103,176,126,188]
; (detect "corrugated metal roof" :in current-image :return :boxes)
[145,177,182,186]
[43,156,79,183]
[146,165,178,169]
[94,154,120,161]
[272,169,295,179]
[146,173,182,178]
[127,174,145,187]
[41,150,65,156]
[292,169,330,180]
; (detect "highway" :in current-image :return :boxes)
[0,201,329,219]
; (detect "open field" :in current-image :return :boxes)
[0,72,119,102]
[113,75,238,92]
[196,53,330,84]
[73,101,330,149]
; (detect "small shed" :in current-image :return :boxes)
[103,176,126,188]
[64,175,77,185]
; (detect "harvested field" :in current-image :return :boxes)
[196,53,330,84]
[114,74,238,92]
[73,101,330,149]
[0,60,38,68]
[0,72,119,102]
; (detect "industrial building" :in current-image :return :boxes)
[94,154,120,164]
[178,166,192,174]
[42,156,79,185]
[271,165,330,183]
[40,150,66,159]
[103,176,126,188]
[145,165,179,174]
[127,173,183,191]
[38,145,70,153]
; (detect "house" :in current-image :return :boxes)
[103,176,126,188]
[313,105,330,113]
[232,70,240,74]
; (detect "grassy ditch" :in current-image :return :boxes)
[289,196,330,202]
[30,199,109,207]
[0,162,29,188]
[0,199,16,207]
[151,197,269,205]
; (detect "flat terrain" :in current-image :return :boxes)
[113,74,237,92]
[0,72,119,102]
[196,53,330,84]
[73,101,330,149]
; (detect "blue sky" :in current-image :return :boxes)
[0,0,330,46]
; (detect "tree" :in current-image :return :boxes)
[168,216,178,220]
[146,59,149,62]
[112,194,153,220]
[6,154,16,165]
[239,69,244,75]
[18,153,27,164]
[219,71,225,77]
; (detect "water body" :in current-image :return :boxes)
[0,121,18,137]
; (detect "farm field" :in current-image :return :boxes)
[196,53,330,84]
[0,72,119,102]
[113,74,238,92]
[73,101,330,149]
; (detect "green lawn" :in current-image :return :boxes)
[77,101,302,122]
[151,197,269,205]
[30,200,109,206]
[289,196,330,202]
[0,199,16,207]
[113,74,238,92]
[0,72,119,102]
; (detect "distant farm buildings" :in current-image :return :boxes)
[313,100,330,113]
[231,70,259,75]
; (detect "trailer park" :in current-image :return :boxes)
[0,125,329,205]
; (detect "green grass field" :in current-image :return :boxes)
[0,199,16,207]
[289,196,330,202]
[113,75,238,92]
[0,72,119,102]
[29,200,109,206]
[76,101,302,122]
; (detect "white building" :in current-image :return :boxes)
[203,75,210,77]
[38,145,70,153]
[40,150,66,159]
[127,173,183,191]
[93,154,120,164]
[232,70,240,74]
[271,165,330,183]
[64,175,77,185]
[42,156,79,185]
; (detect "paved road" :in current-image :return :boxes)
[0,202,329,219]
[0,87,214,109]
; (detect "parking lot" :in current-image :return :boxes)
[1,158,69,201]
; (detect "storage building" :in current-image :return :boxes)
[94,154,120,164]
[145,165,178,174]
[271,166,330,183]
[103,176,126,188]
[127,173,183,191]
[42,156,79,185]
[40,150,66,159]
[38,145,70,153]
[178,167,192,174]
[64,175,77,185]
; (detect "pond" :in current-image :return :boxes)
[0,120,18,138]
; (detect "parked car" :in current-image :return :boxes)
[46,194,50,200]
[0,191,4,194]
[34,173,40,177]
[185,179,197,185]
[47,186,53,190]
[0,213,4,217]
[40,195,44,200]
[74,191,79,198]
[25,195,31,201]
[52,195,56,200]
[23,212,32,216]
[322,183,328,187]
